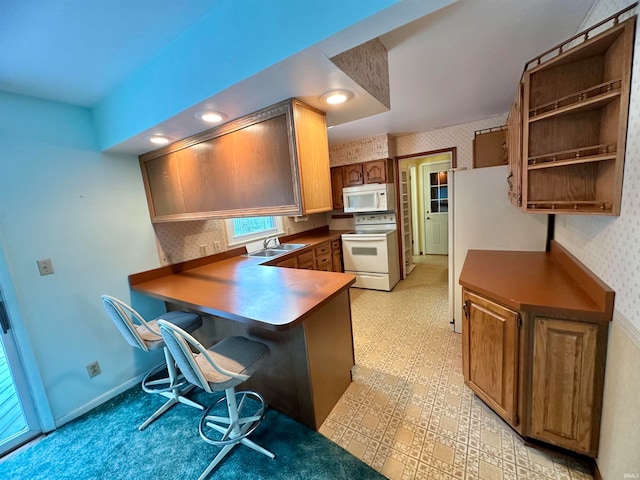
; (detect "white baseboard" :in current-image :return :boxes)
[614,310,640,348]
[53,373,145,430]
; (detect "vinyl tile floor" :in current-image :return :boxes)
[319,255,594,480]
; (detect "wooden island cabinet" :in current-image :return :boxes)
[460,241,614,457]
[129,228,352,430]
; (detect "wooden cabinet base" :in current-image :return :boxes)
[200,289,354,430]
[459,243,614,458]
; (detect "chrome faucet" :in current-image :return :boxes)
[263,236,279,250]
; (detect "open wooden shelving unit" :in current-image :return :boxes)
[518,8,636,215]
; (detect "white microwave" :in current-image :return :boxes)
[343,183,396,213]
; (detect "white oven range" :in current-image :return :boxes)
[341,213,400,292]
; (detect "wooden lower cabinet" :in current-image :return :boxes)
[270,238,343,273]
[314,242,332,271]
[296,250,315,270]
[462,288,607,457]
[530,317,601,455]
[331,240,343,273]
[462,290,520,426]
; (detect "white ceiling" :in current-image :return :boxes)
[0,0,597,153]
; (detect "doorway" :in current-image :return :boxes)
[397,150,453,260]
[0,277,40,456]
[396,147,456,326]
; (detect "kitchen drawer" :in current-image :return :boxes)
[315,243,331,257]
[317,263,332,272]
[316,254,331,270]
[331,240,340,250]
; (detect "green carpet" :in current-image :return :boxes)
[0,386,385,479]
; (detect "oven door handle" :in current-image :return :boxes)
[343,237,387,242]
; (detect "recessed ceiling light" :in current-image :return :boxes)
[195,111,228,123]
[146,135,172,145]
[321,90,353,105]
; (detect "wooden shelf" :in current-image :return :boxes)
[529,79,621,121]
[527,143,617,170]
[526,200,612,212]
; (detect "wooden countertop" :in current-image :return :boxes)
[459,240,614,321]
[129,228,355,331]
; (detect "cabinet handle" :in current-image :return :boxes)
[463,300,469,319]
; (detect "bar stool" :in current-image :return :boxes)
[101,295,205,430]
[158,319,275,480]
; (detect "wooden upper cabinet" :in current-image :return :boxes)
[473,126,507,169]
[364,159,388,183]
[462,290,520,426]
[520,14,635,215]
[331,159,394,210]
[139,99,332,222]
[342,164,363,187]
[330,167,344,209]
[293,101,333,215]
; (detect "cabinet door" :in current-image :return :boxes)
[331,240,343,272]
[364,160,387,183]
[462,290,520,426]
[296,250,315,270]
[275,257,297,269]
[531,317,597,455]
[342,164,363,187]
[330,167,344,209]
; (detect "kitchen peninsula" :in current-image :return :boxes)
[129,229,355,430]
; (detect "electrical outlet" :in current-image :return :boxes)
[86,361,101,378]
[36,259,54,276]
[199,245,207,256]
[213,241,222,252]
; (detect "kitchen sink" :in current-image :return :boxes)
[247,249,284,257]
[246,243,307,258]
[274,243,307,251]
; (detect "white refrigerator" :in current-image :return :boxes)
[448,165,548,333]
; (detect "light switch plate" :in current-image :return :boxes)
[37,259,54,276]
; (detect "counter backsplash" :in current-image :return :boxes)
[153,213,330,265]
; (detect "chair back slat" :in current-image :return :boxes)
[101,295,157,352]
[158,320,212,392]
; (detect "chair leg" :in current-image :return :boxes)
[197,443,238,480]
[197,388,274,479]
[138,349,204,430]
[138,396,179,431]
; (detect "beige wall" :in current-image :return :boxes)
[396,114,507,169]
[597,313,640,479]
[550,1,640,477]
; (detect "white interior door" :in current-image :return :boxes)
[422,166,449,255]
